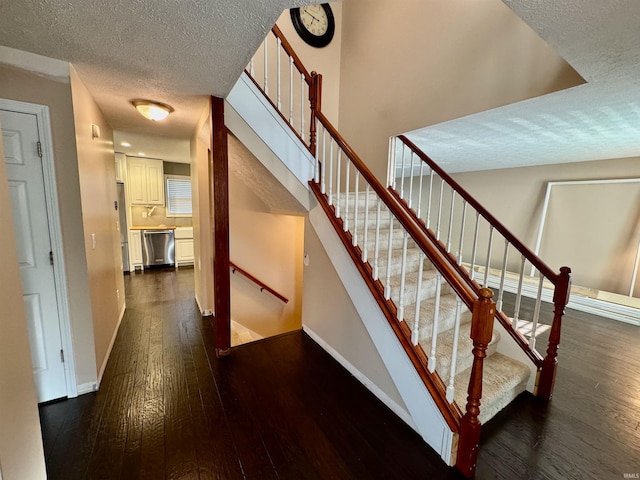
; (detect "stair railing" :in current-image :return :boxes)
[230,261,289,303]
[389,134,572,399]
[245,25,319,155]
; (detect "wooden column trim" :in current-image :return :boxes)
[211,95,231,357]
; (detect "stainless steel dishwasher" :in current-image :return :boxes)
[141,229,175,268]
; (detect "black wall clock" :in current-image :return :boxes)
[290,4,335,48]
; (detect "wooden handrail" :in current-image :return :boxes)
[271,25,312,84]
[397,135,559,284]
[229,261,289,304]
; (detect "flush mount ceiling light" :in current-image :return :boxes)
[131,99,174,121]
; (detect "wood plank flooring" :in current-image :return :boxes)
[39,268,640,479]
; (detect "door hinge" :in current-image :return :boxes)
[50,251,54,266]
[60,349,65,363]
[37,141,43,158]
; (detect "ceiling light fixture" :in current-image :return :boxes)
[131,99,174,121]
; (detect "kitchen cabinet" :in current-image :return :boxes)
[128,158,165,205]
[129,230,143,270]
[175,227,194,266]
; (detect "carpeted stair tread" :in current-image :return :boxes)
[453,353,530,424]
[403,293,471,341]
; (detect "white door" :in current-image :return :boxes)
[1,108,67,402]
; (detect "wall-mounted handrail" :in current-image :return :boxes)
[230,261,289,304]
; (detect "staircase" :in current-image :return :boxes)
[344,190,531,424]
[228,25,572,478]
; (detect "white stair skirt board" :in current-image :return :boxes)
[226,72,315,210]
[308,202,456,465]
[231,320,263,347]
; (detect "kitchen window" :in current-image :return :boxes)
[165,175,192,217]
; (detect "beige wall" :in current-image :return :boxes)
[191,104,214,314]
[0,64,98,387]
[0,118,47,480]
[70,67,125,379]
[302,217,408,410]
[453,156,640,295]
[337,0,585,182]
[275,1,343,127]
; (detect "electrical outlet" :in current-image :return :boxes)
[91,233,96,249]
[116,289,120,301]
[142,211,147,218]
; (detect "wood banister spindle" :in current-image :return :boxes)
[456,287,495,478]
[537,266,571,400]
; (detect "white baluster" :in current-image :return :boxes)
[426,169,434,229]
[300,74,305,141]
[328,138,334,206]
[397,231,409,321]
[321,129,327,194]
[457,201,468,266]
[483,225,495,287]
[417,160,425,219]
[446,190,456,253]
[446,298,463,403]
[343,158,350,230]
[513,255,526,330]
[288,57,293,124]
[362,184,370,262]
[263,35,268,95]
[352,171,360,245]
[407,152,415,209]
[412,252,426,345]
[249,57,254,77]
[470,212,480,281]
[373,197,382,281]
[384,213,394,300]
[399,144,406,199]
[530,275,544,350]
[314,121,321,183]
[497,240,509,311]
[388,137,396,189]
[335,149,342,217]
[276,38,282,110]
[436,179,444,241]
[428,273,443,373]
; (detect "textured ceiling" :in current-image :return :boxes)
[406,0,640,172]
[0,0,312,141]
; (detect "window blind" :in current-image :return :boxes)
[166,175,192,216]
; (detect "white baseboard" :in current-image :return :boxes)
[195,293,213,317]
[303,325,417,431]
[77,381,97,395]
[96,302,126,388]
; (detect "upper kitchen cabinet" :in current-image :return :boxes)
[128,158,165,205]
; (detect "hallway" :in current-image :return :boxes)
[38,268,456,479]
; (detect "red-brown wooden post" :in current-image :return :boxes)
[309,71,322,156]
[456,288,495,478]
[210,95,231,358]
[537,266,571,399]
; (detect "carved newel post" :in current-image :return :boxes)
[456,288,495,477]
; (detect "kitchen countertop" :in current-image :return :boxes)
[130,225,177,230]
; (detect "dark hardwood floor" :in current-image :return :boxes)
[39,268,640,479]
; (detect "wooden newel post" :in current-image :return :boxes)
[456,288,495,478]
[309,71,322,156]
[537,266,571,400]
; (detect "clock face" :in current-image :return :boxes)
[300,5,329,37]
[290,4,335,48]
